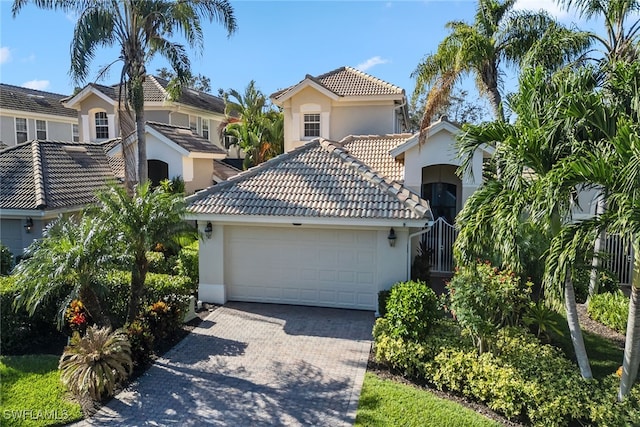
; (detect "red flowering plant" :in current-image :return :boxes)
[65,299,91,336]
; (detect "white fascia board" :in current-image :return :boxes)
[187,151,227,160]
[146,125,191,157]
[62,86,116,109]
[337,94,405,103]
[0,109,77,123]
[183,213,430,228]
[390,121,461,157]
[273,79,340,104]
[0,205,85,219]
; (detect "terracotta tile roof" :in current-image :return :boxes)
[0,84,77,118]
[212,160,241,182]
[272,66,405,100]
[341,134,410,182]
[186,139,431,220]
[147,122,227,155]
[81,76,225,114]
[0,140,121,210]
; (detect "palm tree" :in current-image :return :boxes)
[222,81,284,168]
[543,60,640,399]
[412,0,589,142]
[12,0,236,183]
[455,67,599,378]
[556,0,640,298]
[93,182,197,323]
[13,214,115,328]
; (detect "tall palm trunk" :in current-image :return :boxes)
[564,268,593,379]
[79,286,111,328]
[127,254,149,323]
[618,239,640,400]
[588,195,607,299]
[129,74,147,183]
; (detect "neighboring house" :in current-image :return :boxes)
[0,84,79,147]
[107,122,228,194]
[0,140,123,259]
[62,76,240,192]
[186,139,432,311]
[270,66,410,153]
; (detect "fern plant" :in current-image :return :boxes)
[59,326,133,403]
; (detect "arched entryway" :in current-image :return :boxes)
[421,164,462,223]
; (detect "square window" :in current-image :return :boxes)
[36,120,47,140]
[304,113,320,138]
[16,118,27,144]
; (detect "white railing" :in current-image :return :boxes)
[604,234,634,285]
[423,217,458,273]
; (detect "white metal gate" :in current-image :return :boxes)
[423,217,458,273]
[605,234,634,285]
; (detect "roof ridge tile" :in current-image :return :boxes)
[31,140,46,208]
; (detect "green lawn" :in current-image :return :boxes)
[355,372,500,427]
[0,355,82,427]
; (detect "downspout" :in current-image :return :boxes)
[407,223,433,280]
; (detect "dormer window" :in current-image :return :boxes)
[304,114,320,138]
[95,112,109,139]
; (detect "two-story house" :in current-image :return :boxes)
[185,66,486,311]
[0,84,79,148]
[61,75,239,194]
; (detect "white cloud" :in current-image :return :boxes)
[0,47,11,64]
[356,56,389,72]
[22,80,50,90]
[513,0,569,19]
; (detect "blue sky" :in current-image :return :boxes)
[0,1,596,102]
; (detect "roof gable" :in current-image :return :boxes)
[271,66,406,103]
[146,122,227,158]
[0,84,77,118]
[186,139,431,221]
[390,119,461,158]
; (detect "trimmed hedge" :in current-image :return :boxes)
[374,321,640,426]
[384,280,440,342]
[175,241,198,287]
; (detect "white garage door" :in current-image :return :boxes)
[225,226,378,310]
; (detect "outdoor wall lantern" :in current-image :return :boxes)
[24,217,33,234]
[204,222,213,239]
[387,228,397,247]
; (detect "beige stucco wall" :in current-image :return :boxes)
[330,104,395,139]
[170,112,189,128]
[185,158,214,195]
[1,116,16,146]
[0,115,77,146]
[145,110,171,123]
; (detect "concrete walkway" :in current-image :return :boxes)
[78,302,375,426]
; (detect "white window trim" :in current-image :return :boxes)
[95,111,109,139]
[302,113,321,140]
[72,123,79,142]
[15,117,28,143]
[202,118,210,140]
[36,119,47,140]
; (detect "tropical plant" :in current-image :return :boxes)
[12,0,236,183]
[13,214,115,327]
[221,80,284,168]
[0,243,13,275]
[542,60,640,399]
[59,326,132,405]
[93,182,197,323]
[384,280,440,342]
[411,0,589,142]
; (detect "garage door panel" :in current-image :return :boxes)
[225,226,378,310]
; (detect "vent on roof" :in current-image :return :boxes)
[63,145,87,153]
[27,94,45,98]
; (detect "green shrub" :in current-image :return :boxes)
[377,289,391,317]
[0,243,13,275]
[101,270,193,327]
[587,290,628,334]
[146,251,178,275]
[385,280,440,341]
[142,295,189,342]
[0,276,64,355]
[447,262,532,353]
[175,241,199,288]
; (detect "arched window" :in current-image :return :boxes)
[148,160,169,188]
[95,112,109,139]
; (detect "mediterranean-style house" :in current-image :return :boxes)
[61,75,240,192]
[0,84,79,148]
[186,66,489,311]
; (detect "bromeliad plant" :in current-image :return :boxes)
[65,299,90,336]
[59,326,132,411]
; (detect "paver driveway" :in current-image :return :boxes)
[78,302,375,426]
